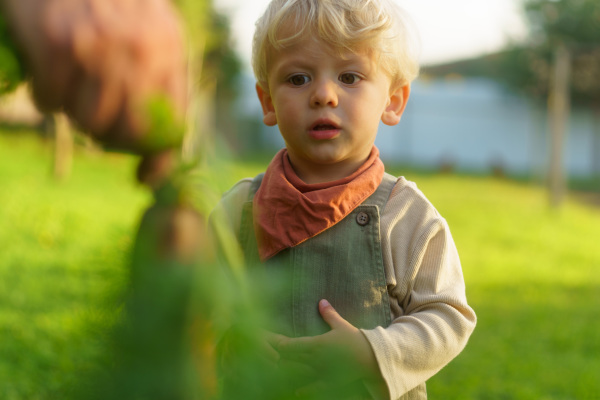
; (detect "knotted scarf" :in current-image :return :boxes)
[253,147,384,261]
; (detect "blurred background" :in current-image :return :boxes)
[1,0,599,399]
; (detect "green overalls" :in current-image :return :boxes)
[237,172,427,400]
[240,172,396,336]
[240,174,396,337]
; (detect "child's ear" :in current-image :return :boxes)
[256,83,277,126]
[381,84,410,126]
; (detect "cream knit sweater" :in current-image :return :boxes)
[215,175,477,399]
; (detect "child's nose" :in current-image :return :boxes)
[310,79,338,108]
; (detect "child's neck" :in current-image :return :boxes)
[289,159,363,185]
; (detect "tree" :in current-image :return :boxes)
[524,0,600,205]
[523,0,600,105]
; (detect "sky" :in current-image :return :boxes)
[215,0,529,70]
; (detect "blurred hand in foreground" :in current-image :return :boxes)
[1,0,186,154]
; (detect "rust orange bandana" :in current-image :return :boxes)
[253,147,384,261]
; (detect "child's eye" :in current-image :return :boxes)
[339,73,361,85]
[288,74,310,86]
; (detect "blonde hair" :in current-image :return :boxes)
[252,0,420,89]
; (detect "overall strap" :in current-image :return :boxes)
[247,173,265,201]
[238,173,264,266]
[363,172,397,215]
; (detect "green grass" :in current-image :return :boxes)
[0,133,151,399]
[1,132,599,399]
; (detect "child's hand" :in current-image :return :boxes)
[261,329,284,364]
[275,299,386,397]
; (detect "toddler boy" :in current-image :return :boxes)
[214,0,476,398]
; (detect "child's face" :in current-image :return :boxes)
[256,37,409,183]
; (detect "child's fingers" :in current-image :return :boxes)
[280,347,314,364]
[276,335,319,356]
[276,336,326,368]
[262,330,287,347]
[261,341,280,363]
[261,330,286,363]
[278,358,317,379]
[318,299,351,330]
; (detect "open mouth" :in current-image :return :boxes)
[313,124,338,131]
[309,120,340,139]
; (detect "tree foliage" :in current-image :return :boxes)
[523,0,600,106]
[526,0,600,47]
[173,0,242,149]
[424,0,600,107]
[174,0,241,104]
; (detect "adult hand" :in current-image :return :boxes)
[1,0,186,154]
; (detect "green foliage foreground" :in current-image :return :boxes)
[1,132,599,399]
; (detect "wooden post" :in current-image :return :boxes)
[548,43,571,208]
[53,113,73,181]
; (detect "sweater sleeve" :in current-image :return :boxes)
[361,178,477,399]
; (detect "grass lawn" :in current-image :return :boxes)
[1,131,599,399]
[0,132,153,400]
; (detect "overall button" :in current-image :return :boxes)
[356,211,370,226]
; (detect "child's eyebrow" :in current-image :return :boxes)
[275,56,371,72]
[272,55,315,71]
[275,60,307,71]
